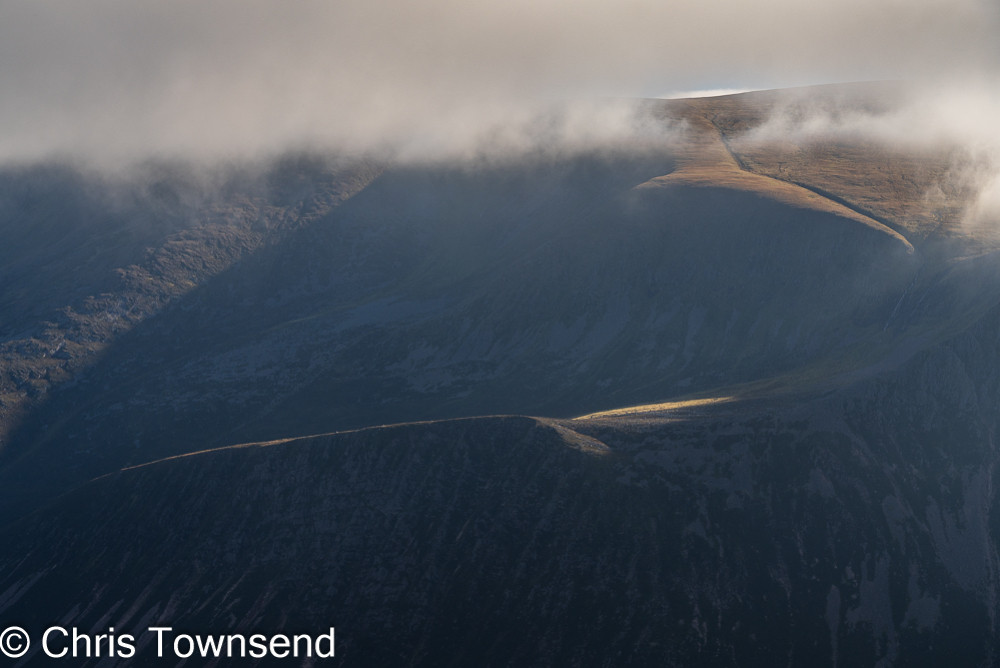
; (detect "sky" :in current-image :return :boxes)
[0,0,998,165]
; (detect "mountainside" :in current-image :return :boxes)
[4,297,1000,665]
[2,84,1000,666]
[0,156,381,448]
[0,160,925,514]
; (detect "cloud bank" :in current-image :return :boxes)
[0,0,998,166]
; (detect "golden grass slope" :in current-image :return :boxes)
[651,84,996,249]
[636,97,915,252]
[574,395,737,420]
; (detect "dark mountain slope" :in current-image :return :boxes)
[0,157,381,454]
[0,150,925,519]
[4,283,1000,666]
[3,84,1000,667]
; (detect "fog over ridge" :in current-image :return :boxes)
[0,0,998,167]
[733,80,1000,227]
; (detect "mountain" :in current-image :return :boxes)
[2,83,1000,666]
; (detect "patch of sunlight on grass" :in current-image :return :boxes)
[574,395,736,420]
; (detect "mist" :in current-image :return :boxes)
[733,79,1000,226]
[1,0,998,168]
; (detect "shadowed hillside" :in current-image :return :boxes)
[0,148,927,518]
[5,291,1000,666]
[3,83,1000,666]
[0,156,382,451]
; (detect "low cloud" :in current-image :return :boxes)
[741,82,1000,149]
[0,0,998,167]
[735,80,1000,227]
